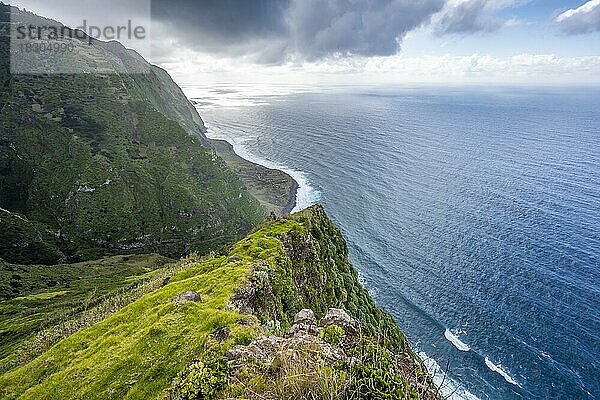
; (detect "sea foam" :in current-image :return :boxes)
[445,329,471,352]
[202,124,320,213]
[484,357,519,386]
[418,352,481,400]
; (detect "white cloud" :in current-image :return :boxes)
[359,53,600,83]
[555,0,600,34]
[160,50,600,86]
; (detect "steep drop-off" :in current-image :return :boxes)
[0,205,438,400]
[0,4,266,264]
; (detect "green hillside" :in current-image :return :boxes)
[0,254,174,369]
[0,5,438,399]
[0,206,437,400]
[0,4,266,264]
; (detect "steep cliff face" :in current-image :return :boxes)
[0,4,266,264]
[0,206,437,399]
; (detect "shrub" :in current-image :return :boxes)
[320,324,346,347]
[346,341,419,400]
[167,353,229,400]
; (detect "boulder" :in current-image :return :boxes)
[294,309,317,325]
[286,309,320,337]
[171,290,201,303]
[226,334,346,369]
[226,336,288,367]
[285,322,320,338]
[211,326,230,342]
[320,308,360,336]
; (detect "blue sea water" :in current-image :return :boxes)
[185,85,600,399]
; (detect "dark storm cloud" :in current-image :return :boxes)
[151,0,445,62]
[286,0,445,59]
[152,0,289,51]
[436,0,503,35]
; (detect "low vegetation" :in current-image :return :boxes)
[0,5,267,264]
[0,205,438,399]
[0,254,173,369]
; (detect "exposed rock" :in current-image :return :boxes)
[285,322,320,338]
[228,256,241,263]
[285,309,320,337]
[226,333,346,370]
[320,308,360,336]
[171,290,201,303]
[226,307,358,373]
[227,281,255,314]
[294,308,317,325]
[210,326,230,342]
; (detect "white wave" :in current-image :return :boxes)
[484,357,519,386]
[418,352,481,400]
[445,329,471,352]
[185,84,320,212]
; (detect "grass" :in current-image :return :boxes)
[13,290,69,301]
[0,253,258,399]
[0,254,173,367]
[0,206,438,399]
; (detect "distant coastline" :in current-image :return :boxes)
[208,137,299,215]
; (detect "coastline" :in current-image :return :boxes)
[208,138,299,215]
[283,178,299,214]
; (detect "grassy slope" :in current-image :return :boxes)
[0,254,173,365]
[0,5,266,264]
[0,231,275,399]
[0,206,426,399]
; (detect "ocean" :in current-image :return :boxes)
[182,84,600,399]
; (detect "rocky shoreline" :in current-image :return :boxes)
[209,138,299,216]
[282,178,299,214]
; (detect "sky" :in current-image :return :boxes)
[9,0,600,85]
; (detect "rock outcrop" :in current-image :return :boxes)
[226,308,357,370]
[171,291,201,303]
[320,308,361,337]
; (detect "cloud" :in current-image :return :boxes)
[555,0,600,34]
[434,0,528,35]
[436,0,503,34]
[150,0,445,63]
[152,0,289,56]
[286,0,445,60]
[159,48,600,86]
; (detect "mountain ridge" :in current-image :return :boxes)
[0,3,295,264]
[0,5,438,399]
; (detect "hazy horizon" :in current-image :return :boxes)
[7,0,600,86]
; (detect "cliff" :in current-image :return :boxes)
[0,4,268,263]
[0,205,438,399]
[0,5,437,399]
